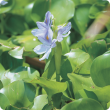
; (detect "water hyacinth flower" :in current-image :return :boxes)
[31,11,53,45]
[32,11,56,61]
[34,38,56,61]
[0,0,8,5]
[32,11,71,61]
[57,22,71,42]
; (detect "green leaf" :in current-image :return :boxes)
[10,34,41,58]
[90,52,110,87]
[24,2,36,28]
[0,63,5,79]
[31,0,75,25]
[0,93,10,109]
[93,85,110,103]
[24,83,36,102]
[62,80,74,100]
[5,14,28,35]
[75,89,98,101]
[9,47,24,59]
[88,39,107,58]
[78,58,93,74]
[50,0,75,25]
[71,30,109,49]
[1,66,40,86]
[89,1,109,19]
[27,77,67,98]
[0,81,33,108]
[64,49,90,73]
[61,98,104,110]
[31,94,48,110]
[60,56,72,80]
[0,0,15,14]
[0,35,16,49]
[71,4,91,36]
[72,0,105,6]
[52,93,62,109]
[31,0,49,22]
[59,49,90,80]
[67,73,98,94]
[0,51,23,70]
[42,56,56,79]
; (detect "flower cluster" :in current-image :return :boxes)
[31,11,71,61]
[0,0,8,5]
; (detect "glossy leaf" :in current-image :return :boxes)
[26,77,67,98]
[0,51,23,70]
[31,94,48,110]
[0,93,10,109]
[10,34,41,57]
[24,2,36,28]
[75,89,98,101]
[24,83,36,102]
[89,1,109,19]
[1,66,40,86]
[31,0,75,25]
[65,49,90,72]
[88,39,107,58]
[5,14,28,35]
[9,47,24,59]
[0,81,35,108]
[67,73,98,94]
[71,4,91,36]
[50,0,75,25]
[90,52,110,87]
[42,56,56,79]
[61,98,104,110]
[31,0,49,22]
[71,30,109,49]
[0,63,5,79]
[93,85,110,103]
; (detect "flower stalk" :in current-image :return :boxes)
[54,42,62,82]
[0,14,4,34]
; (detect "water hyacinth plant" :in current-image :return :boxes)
[31,11,71,61]
[1,0,110,110]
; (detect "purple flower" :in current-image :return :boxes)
[31,11,53,45]
[34,39,56,61]
[0,0,8,5]
[31,11,56,61]
[57,22,71,42]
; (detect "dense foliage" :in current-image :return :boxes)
[0,0,110,110]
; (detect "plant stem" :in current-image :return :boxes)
[54,42,62,82]
[100,102,107,110]
[0,14,4,34]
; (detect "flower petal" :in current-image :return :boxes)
[38,27,53,45]
[58,22,71,35]
[62,31,71,38]
[47,27,53,43]
[39,48,52,61]
[57,22,71,42]
[33,44,49,55]
[44,11,52,26]
[31,29,46,37]
[37,22,47,29]
[57,35,63,42]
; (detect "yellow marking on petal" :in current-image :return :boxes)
[46,36,49,40]
[46,19,47,23]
